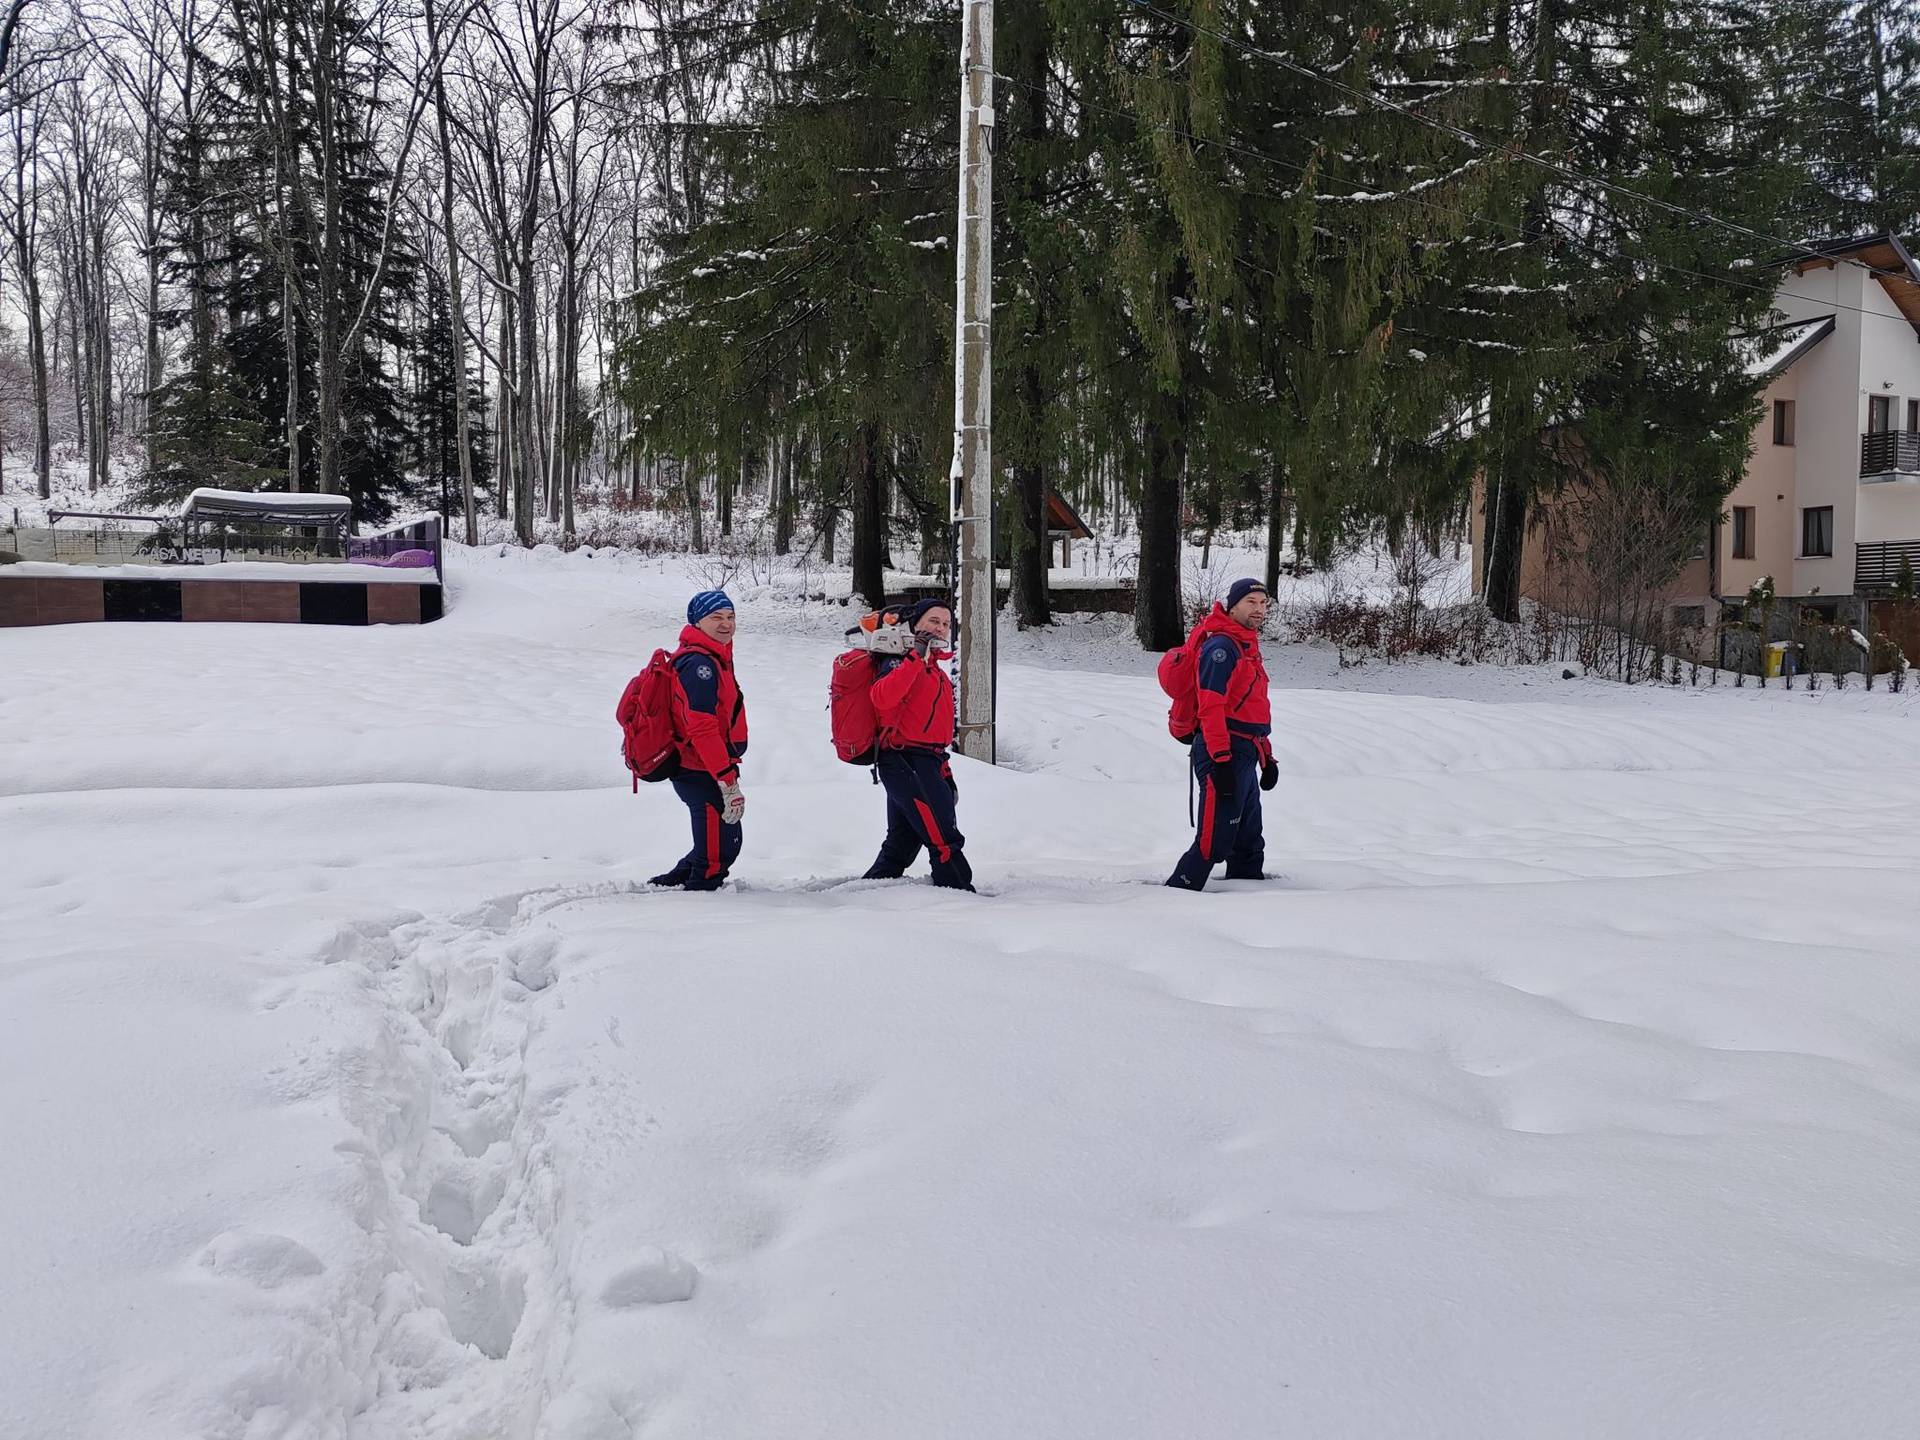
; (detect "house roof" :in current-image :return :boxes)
[1790,233,1920,332]
[1746,315,1835,379]
[1045,489,1092,539]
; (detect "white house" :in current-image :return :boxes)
[1472,233,1920,660]
[1714,233,1920,623]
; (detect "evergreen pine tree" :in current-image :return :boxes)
[1048,0,1506,645]
[138,333,285,503]
[1789,0,1920,236]
[152,0,420,521]
[618,0,957,609]
[1461,0,1801,622]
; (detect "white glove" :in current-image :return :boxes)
[719,780,745,825]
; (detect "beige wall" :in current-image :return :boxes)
[1782,263,1867,595]
[1723,366,1801,598]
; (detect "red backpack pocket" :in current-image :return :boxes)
[616,649,685,788]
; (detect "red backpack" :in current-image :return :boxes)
[1157,631,1200,744]
[615,650,686,790]
[830,609,908,765]
[830,649,881,764]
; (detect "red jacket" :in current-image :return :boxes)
[1189,605,1271,762]
[672,626,748,779]
[871,650,956,750]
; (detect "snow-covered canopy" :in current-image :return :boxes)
[180,489,353,533]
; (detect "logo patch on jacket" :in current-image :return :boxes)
[696,664,714,680]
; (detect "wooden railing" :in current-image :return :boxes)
[1860,430,1920,477]
[1856,539,1920,591]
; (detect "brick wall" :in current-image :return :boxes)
[0,574,442,628]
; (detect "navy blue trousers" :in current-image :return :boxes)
[659,771,742,891]
[1167,736,1264,890]
[863,748,974,890]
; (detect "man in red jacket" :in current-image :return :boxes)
[860,597,975,891]
[1168,578,1276,890]
[650,589,749,891]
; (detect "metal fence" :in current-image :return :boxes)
[176,521,352,563]
[3,513,443,577]
[2,525,180,565]
[347,516,443,581]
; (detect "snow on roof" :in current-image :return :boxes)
[181,488,352,518]
[1744,316,1835,379]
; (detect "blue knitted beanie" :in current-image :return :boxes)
[687,589,735,624]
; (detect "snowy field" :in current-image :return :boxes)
[7,543,1920,1439]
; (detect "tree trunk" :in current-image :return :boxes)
[284,278,302,488]
[427,0,477,546]
[516,260,539,544]
[24,267,50,499]
[543,328,560,525]
[496,307,514,523]
[68,293,87,463]
[773,429,794,555]
[1264,454,1290,594]
[312,0,343,500]
[1008,7,1052,627]
[556,250,579,539]
[143,184,161,472]
[1482,468,1528,624]
[91,214,112,493]
[685,460,705,552]
[1012,455,1049,627]
[820,436,839,562]
[850,420,885,608]
[1135,409,1185,650]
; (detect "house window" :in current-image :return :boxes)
[1801,505,1834,558]
[1909,398,1919,433]
[1868,395,1893,434]
[1732,506,1755,559]
[1772,399,1795,445]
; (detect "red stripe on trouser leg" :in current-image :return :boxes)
[1198,777,1217,860]
[913,799,953,862]
[705,805,722,877]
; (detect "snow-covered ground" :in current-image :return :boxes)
[6,544,1920,1439]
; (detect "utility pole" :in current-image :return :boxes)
[951,0,995,763]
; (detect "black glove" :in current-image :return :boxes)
[912,630,940,660]
[1260,759,1279,791]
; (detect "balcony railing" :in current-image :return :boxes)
[1860,429,1920,478]
[1856,539,1920,591]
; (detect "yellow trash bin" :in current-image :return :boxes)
[1764,642,1790,678]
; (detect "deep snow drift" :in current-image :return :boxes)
[5,544,1920,1439]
